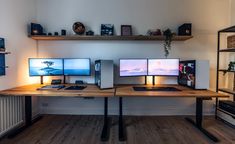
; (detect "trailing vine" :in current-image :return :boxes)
[163,29,174,58]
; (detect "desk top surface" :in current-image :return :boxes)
[115,85,228,98]
[0,84,115,97]
[0,84,229,98]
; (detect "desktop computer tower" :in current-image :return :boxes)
[178,60,209,89]
[95,60,114,89]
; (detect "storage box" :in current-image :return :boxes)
[227,35,235,48]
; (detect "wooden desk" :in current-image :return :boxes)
[0,84,115,141]
[115,84,229,142]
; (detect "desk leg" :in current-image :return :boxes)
[185,98,219,142]
[8,96,42,138]
[101,97,110,141]
[119,97,127,141]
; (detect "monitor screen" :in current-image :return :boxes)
[148,59,179,76]
[29,58,63,76]
[178,60,196,88]
[64,59,91,76]
[120,59,147,76]
[0,54,5,76]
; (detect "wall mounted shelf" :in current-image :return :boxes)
[29,35,193,41]
[0,51,11,54]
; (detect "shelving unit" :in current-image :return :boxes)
[216,25,235,120]
[29,35,193,41]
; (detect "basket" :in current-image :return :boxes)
[227,35,235,48]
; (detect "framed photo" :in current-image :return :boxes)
[121,25,132,36]
[101,24,114,36]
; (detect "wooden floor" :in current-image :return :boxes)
[0,115,234,144]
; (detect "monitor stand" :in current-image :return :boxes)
[40,76,44,85]
[63,75,67,84]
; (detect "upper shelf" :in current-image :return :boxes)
[29,35,193,41]
[219,48,235,52]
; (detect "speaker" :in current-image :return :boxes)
[178,23,192,36]
[30,23,45,35]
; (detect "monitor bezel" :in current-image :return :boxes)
[28,58,64,76]
[178,60,196,89]
[119,58,148,77]
[63,58,91,76]
[147,58,180,77]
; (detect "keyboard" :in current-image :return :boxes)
[133,87,181,92]
[40,85,65,90]
[65,86,87,90]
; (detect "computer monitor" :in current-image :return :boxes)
[148,59,179,76]
[63,58,91,76]
[120,59,148,76]
[29,58,63,76]
[0,54,5,76]
[178,60,196,88]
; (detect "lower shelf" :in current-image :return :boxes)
[218,88,235,95]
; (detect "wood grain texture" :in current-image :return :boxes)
[0,84,115,97]
[0,115,234,144]
[115,84,229,98]
[29,35,193,41]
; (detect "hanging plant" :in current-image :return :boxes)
[163,29,175,58]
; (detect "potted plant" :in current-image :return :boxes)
[163,29,175,58]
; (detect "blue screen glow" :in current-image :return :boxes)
[29,58,63,76]
[64,59,91,76]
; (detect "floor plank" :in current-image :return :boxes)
[0,115,234,144]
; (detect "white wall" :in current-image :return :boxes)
[36,0,231,115]
[0,0,39,116]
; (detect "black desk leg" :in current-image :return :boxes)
[119,97,127,141]
[101,97,110,141]
[185,98,219,142]
[8,96,42,138]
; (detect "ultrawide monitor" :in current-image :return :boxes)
[148,59,179,76]
[29,58,63,76]
[120,59,148,76]
[63,58,91,76]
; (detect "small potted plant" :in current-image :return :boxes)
[163,29,175,58]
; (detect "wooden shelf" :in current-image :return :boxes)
[29,35,193,41]
[0,51,10,54]
[219,48,235,52]
[219,69,235,73]
[218,88,235,95]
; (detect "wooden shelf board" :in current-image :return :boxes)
[219,48,235,52]
[0,51,10,54]
[219,69,235,73]
[218,88,235,95]
[219,26,235,32]
[29,35,193,41]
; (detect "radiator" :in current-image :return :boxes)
[0,96,24,138]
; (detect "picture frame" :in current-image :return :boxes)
[101,24,114,36]
[121,25,132,36]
